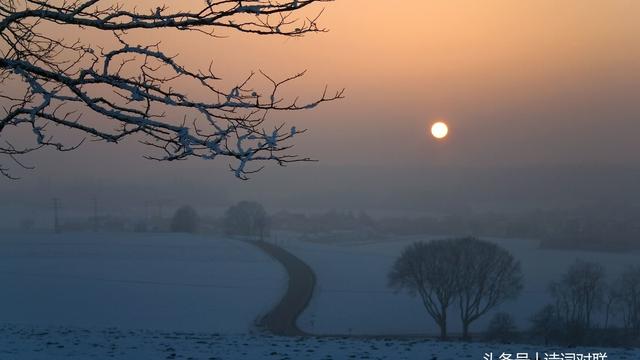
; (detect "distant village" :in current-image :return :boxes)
[20,201,640,252]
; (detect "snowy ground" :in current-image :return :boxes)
[2,231,638,358]
[278,234,640,336]
[1,323,637,360]
[0,232,285,333]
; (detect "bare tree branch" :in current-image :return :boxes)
[0,0,343,179]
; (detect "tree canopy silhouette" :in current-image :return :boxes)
[389,237,522,340]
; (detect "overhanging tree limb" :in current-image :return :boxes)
[0,0,343,179]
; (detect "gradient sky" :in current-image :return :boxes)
[2,0,640,216]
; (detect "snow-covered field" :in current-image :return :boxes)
[1,231,639,359]
[0,232,285,333]
[2,323,637,360]
[280,234,640,336]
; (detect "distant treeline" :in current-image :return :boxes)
[270,208,640,251]
[26,200,640,251]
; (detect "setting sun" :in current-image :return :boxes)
[431,121,449,139]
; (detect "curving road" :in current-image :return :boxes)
[246,240,316,336]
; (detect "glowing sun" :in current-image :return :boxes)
[430,121,449,139]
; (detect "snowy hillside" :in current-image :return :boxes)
[0,232,285,333]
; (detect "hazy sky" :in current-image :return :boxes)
[2,0,640,216]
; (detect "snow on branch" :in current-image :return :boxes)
[0,0,343,179]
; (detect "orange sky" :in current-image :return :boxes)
[4,0,640,184]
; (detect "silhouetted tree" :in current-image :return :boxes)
[530,304,563,346]
[484,312,518,344]
[544,259,605,345]
[550,260,605,330]
[614,266,640,336]
[223,201,269,239]
[0,0,342,179]
[389,237,522,341]
[603,283,620,330]
[388,240,460,340]
[455,237,522,340]
[170,205,199,233]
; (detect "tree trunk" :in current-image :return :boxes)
[462,321,471,341]
[438,319,448,340]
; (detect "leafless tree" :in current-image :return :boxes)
[389,237,522,341]
[388,240,461,340]
[223,200,269,239]
[0,0,343,179]
[455,237,522,340]
[549,259,605,330]
[613,265,640,335]
[603,282,620,330]
[530,304,563,346]
[484,312,518,344]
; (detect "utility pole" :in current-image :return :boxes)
[53,198,60,233]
